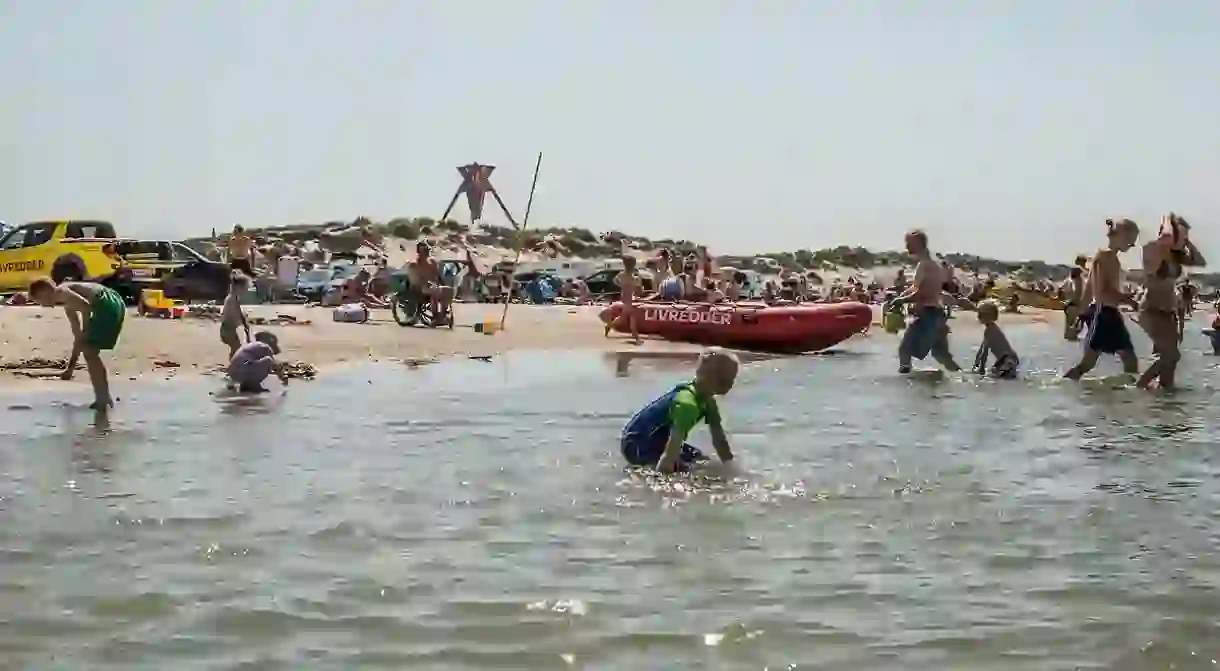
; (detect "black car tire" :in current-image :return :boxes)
[51,262,83,283]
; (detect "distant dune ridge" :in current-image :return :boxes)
[182,216,1219,288]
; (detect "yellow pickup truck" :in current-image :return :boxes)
[0,220,123,293]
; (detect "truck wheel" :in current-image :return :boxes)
[51,263,83,283]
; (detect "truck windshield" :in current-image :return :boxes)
[63,221,117,239]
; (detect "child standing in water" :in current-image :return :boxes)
[621,349,739,473]
[28,278,126,412]
[1064,218,1141,381]
[972,299,1019,379]
[220,272,252,359]
[605,255,641,344]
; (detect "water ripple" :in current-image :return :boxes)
[1,323,1219,668]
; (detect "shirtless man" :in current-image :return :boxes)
[228,225,255,278]
[1064,218,1141,380]
[407,240,453,317]
[893,229,961,374]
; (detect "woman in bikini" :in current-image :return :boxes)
[1135,213,1206,390]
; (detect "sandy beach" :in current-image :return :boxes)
[0,301,1058,388]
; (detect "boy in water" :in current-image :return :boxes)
[621,348,739,473]
[28,278,126,411]
[972,299,1019,379]
[220,272,252,359]
[605,255,641,344]
[227,331,289,393]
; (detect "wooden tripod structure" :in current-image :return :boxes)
[439,163,521,229]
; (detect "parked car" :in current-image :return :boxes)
[296,262,359,302]
[116,239,232,303]
[582,268,655,297]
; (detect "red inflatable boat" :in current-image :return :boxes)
[598,301,872,352]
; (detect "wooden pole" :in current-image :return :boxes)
[499,152,543,331]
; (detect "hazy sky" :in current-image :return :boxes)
[2,1,1217,261]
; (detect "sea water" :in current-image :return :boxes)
[1,318,1218,670]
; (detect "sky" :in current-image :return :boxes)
[2,0,1218,262]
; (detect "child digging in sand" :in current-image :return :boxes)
[28,278,126,412]
[221,272,252,359]
[227,331,289,393]
[972,299,1020,379]
[620,348,738,473]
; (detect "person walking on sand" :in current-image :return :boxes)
[28,278,126,412]
[1064,219,1141,381]
[892,229,962,374]
[227,225,255,278]
[1135,213,1206,390]
[606,255,642,344]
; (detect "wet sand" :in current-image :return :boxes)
[0,302,1059,386]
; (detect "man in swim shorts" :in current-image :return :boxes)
[893,229,962,374]
[29,278,127,412]
[620,348,739,473]
[1064,218,1141,380]
[227,331,289,393]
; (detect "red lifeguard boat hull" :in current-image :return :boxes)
[598,301,872,353]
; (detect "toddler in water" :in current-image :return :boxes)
[220,272,252,359]
[620,348,738,473]
[972,299,1019,379]
[227,331,289,393]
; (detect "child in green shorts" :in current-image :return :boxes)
[29,278,126,412]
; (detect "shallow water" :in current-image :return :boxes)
[2,317,1219,670]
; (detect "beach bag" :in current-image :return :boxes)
[332,303,370,323]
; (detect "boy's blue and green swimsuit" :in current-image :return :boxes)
[621,382,717,469]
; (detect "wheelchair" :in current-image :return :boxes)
[391,287,455,329]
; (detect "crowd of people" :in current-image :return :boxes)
[625,214,1209,475]
[16,213,1210,422]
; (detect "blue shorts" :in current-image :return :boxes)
[899,306,949,360]
[621,438,707,471]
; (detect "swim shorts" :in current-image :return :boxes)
[84,286,126,351]
[991,352,1019,379]
[1083,305,1133,355]
[899,306,948,361]
[621,439,707,471]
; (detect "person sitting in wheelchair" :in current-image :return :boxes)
[407,240,455,319]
